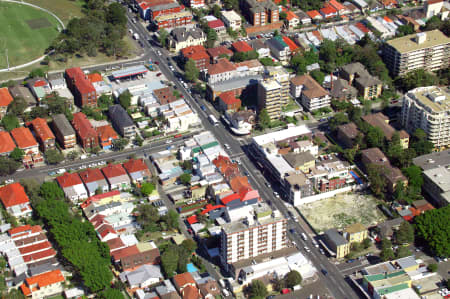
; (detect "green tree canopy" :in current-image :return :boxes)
[395,69,439,91]
[0,157,21,176]
[367,164,387,197]
[257,109,271,130]
[98,287,124,299]
[39,181,64,201]
[179,173,192,185]
[396,222,414,245]
[158,28,169,48]
[8,97,27,118]
[411,129,434,156]
[181,239,197,253]
[184,59,199,82]
[1,114,19,131]
[248,280,268,298]
[44,149,64,165]
[135,204,160,231]
[10,148,25,162]
[140,182,155,196]
[119,91,131,109]
[113,138,129,151]
[285,270,302,288]
[329,112,349,132]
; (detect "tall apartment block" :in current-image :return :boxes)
[220,211,287,272]
[257,66,289,120]
[243,0,279,26]
[383,30,450,77]
[401,86,450,150]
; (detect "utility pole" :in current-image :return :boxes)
[6,48,9,71]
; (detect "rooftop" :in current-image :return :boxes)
[0,87,13,107]
[413,149,450,170]
[206,58,236,75]
[52,114,75,136]
[232,41,253,53]
[56,172,83,188]
[406,86,450,113]
[344,223,366,234]
[20,269,64,296]
[11,127,38,149]
[72,112,98,140]
[290,75,329,99]
[206,46,233,58]
[222,212,285,234]
[337,122,359,139]
[0,183,30,208]
[361,113,409,140]
[324,228,348,246]
[423,166,450,193]
[79,168,106,184]
[96,124,118,141]
[221,10,241,21]
[386,29,450,54]
[0,131,16,154]
[101,163,127,178]
[27,118,55,141]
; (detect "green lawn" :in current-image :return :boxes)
[0,2,61,68]
[24,0,84,25]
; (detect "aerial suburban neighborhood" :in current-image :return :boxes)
[0,0,449,298]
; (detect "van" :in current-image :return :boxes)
[222,289,230,296]
[218,279,226,288]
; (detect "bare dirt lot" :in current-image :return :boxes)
[299,192,387,233]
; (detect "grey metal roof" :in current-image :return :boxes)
[171,27,205,43]
[126,264,163,286]
[413,149,450,170]
[324,228,348,246]
[209,75,262,93]
[109,104,135,129]
[266,37,288,51]
[52,114,75,136]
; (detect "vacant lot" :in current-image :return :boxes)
[300,192,386,233]
[0,2,60,68]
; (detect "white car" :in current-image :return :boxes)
[224,143,231,149]
[166,139,173,144]
[304,246,311,252]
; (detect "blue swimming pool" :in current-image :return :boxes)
[186,263,198,273]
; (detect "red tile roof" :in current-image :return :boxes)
[182,285,201,299]
[219,91,241,105]
[97,224,117,239]
[123,158,149,174]
[0,87,13,107]
[20,269,64,296]
[232,41,253,53]
[56,172,83,188]
[174,272,196,289]
[221,193,241,205]
[181,45,209,61]
[286,10,299,21]
[106,237,126,252]
[0,183,30,208]
[79,168,106,183]
[328,0,345,11]
[206,46,233,59]
[383,15,393,22]
[87,190,120,203]
[87,73,103,83]
[96,124,118,142]
[201,204,225,215]
[8,225,42,237]
[355,22,370,33]
[206,59,236,75]
[282,36,299,51]
[230,176,251,193]
[66,67,96,95]
[72,112,98,140]
[306,10,321,18]
[18,241,51,255]
[10,127,38,150]
[208,19,225,29]
[0,131,16,154]
[187,215,198,224]
[320,5,337,15]
[101,163,127,178]
[26,118,55,142]
[22,248,56,263]
[112,245,140,262]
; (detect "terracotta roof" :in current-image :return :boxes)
[72,112,98,140]
[383,15,393,22]
[27,118,55,142]
[56,172,83,188]
[19,241,52,255]
[96,124,118,141]
[123,158,149,174]
[97,224,117,239]
[230,176,251,194]
[320,5,337,15]
[65,67,95,95]
[328,0,346,11]
[8,225,40,237]
[0,131,16,154]
[20,269,64,296]
[14,232,46,247]
[106,237,126,252]
[208,19,225,29]
[382,0,397,6]
[290,75,329,99]
[307,10,321,18]
[87,73,103,83]
[0,183,30,208]
[22,247,56,263]
[79,168,106,183]
[101,163,127,178]
[198,280,220,297]
[427,0,443,4]
[182,285,201,299]
[181,45,209,61]
[286,10,299,21]
[312,30,323,40]
[11,127,38,149]
[206,46,233,59]
[206,58,236,75]
[0,87,13,107]
[153,87,178,104]
[120,247,160,270]
[235,59,262,69]
[219,91,241,105]
[112,245,140,262]
[232,41,253,53]
[221,193,241,205]
[173,272,195,288]
[282,36,299,51]
[355,22,370,33]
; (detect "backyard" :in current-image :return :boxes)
[299,192,386,233]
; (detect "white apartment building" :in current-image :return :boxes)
[383,30,450,77]
[401,86,450,150]
[221,10,242,31]
[220,211,287,271]
[290,75,330,111]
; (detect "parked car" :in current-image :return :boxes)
[321,269,328,276]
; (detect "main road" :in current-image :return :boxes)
[125,12,362,299]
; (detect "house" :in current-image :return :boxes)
[181,285,201,299]
[232,41,254,53]
[173,272,196,293]
[0,131,16,156]
[20,269,65,299]
[381,0,397,9]
[0,183,32,218]
[123,159,151,183]
[120,264,163,289]
[120,247,160,271]
[282,36,300,55]
[208,19,226,34]
[340,62,382,100]
[109,105,136,138]
[48,74,67,90]
[56,172,88,202]
[425,0,445,18]
[328,0,350,15]
[181,45,210,71]
[26,118,55,152]
[320,5,338,18]
[336,122,360,149]
[266,36,291,62]
[343,223,368,243]
[324,228,350,258]
[101,163,131,190]
[250,39,270,58]
[290,75,331,111]
[71,112,99,149]
[221,10,242,31]
[65,67,97,108]
[306,10,323,21]
[0,87,13,119]
[153,87,178,105]
[361,113,409,149]
[11,127,43,167]
[285,11,300,30]
[206,46,233,63]
[51,114,76,149]
[79,168,109,196]
[204,58,237,84]
[297,10,312,24]
[27,78,51,101]
[329,77,358,101]
[168,28,206,52]
[8,86,37,113]
[198,279,221,299]
[226,110,256,135]
[96,124,118,150]
[217,91,241,112]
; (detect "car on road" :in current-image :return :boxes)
[320,248,325,255]
[273,191,280,198]
[166,140,173,144]
[289,228,295,234]
[321,269,328,276]
[304,246,311,252]
[265,182,271,188]
[223,143,230,149]
[244,171,249,176]
[156,72,162,76]
[200,105,206,111]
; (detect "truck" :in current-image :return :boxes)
[133,33,140,40]
[208,114,219,126]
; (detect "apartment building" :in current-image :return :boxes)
[243,0,279,26]
[401,86,450,150]
[181,45,210,71]
[221,10,242,31]
[266,36,291,62]
[362,113,409,149]
[383,30,450,77]
[71,112,99,149]
[340,62,382,100]
[290,75,330,111]
[257,66,290,120]
[323,228,350,258]
[51,114,76,149]
[65,67,97,108]
[26,118,55,152]
[220,211,287,271]
[109,105,136,138]
[204,58,237,84]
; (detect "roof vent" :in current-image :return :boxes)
[415,32,426,44]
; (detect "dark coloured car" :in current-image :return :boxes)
[321,269,328,275]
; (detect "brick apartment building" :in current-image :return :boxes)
[181,45,210,70]
[65,67,97,108]
[242,0,279,26]
[137,0,193,30]
[71,112,99,149]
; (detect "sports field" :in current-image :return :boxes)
[0,2,61,68]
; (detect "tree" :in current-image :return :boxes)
[427,263,438,272]
[39,181,64,201]
[212,5,221,18]
[310,70,325,85]
[181,239,197,253]
[395,69,439,92]
[8,97,27,117]
[182,160,193,170]
[180,173,192,185]
[45,149,64,165]
[396,221,414,245]
[285,270,302,288]
[257,109,271,130]
[396,24,415,37]
[184,59,199,82]
[106,3,127,26]
[410,129,433,156]
[0,157,21,175]
[67,151,79,161]
[248,280,268,298]
[161,246,178,277]
[279,11,287,20]
[164,209,179,230]
[10,148,24,162]
[135,135,143,146]
[259,57,275,66]
[135,204,160,230]
[329,112,349,132]
[367,164,387,197]
[98,94,114,109]
[98,287,124,299]
[414,205,450,257]
[28,68,45,78]
[1,114,19,131]
[113,138,129,151]
[206,28,218,48]
[158,28,169,47]
[119,91,131,109]
[362,238,372,249]
[380,238,395,261]
[403,165,423,190]
[366,126,384,148]
[396,246,412,258]
[140,182,155,196]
